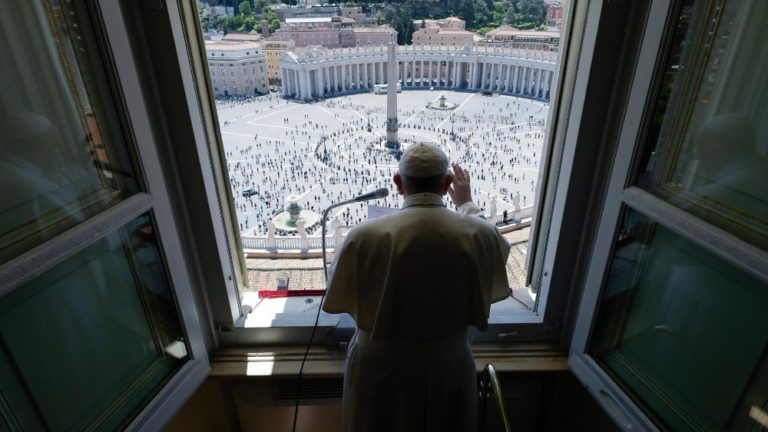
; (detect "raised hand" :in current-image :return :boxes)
[448,163,472,207]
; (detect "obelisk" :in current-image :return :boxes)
[385,29,400,152]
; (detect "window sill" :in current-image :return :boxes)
[209,344,567,378]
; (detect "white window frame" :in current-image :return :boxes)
[163,0,604,346]
[568,0,768,430]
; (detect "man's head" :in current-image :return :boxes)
[393,143,452,196]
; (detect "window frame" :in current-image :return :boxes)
[568,0,768,430]
[163,0,611,347]
[0,0,210,429]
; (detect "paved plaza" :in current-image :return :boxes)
[216,89,549,236]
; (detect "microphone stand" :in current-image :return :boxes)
[293,198,354,432]
[321,199,355,280]
[293,188,387,432]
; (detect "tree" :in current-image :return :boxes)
[390,6,414,45]
[239,0,252,16]
[240,15,256,32]
[262,9,280,33]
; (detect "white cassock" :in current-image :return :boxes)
[323,192,511,432]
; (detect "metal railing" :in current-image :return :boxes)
[478,363,511,432]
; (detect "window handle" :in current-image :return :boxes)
[597,388,635,430]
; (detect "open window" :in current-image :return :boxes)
[0,1,208,428]
[569,0,768,429]
[171,0,599,345]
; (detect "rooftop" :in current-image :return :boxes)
[286,17,333,23]
[486,27,560,38]
[222,33,262,42]
[205,41,262,52]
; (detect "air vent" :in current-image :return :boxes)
[276,378,343,401]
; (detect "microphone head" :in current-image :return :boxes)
[374,188,389,199]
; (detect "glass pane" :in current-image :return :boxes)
[589,209,768,431]
[0,214,187,431]
[0,1,138,264]
[636,0,768,250]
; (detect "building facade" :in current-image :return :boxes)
[352,26,391,47]
[262,39,295,85]
[547,4,565,30]
[412,17,476,47]
[205,41,268,97]
[279,45,557,102]
[222,33,262,43]
[274,17,358,48]
[412,27,479,47]
[413,17,466,30]
[483,27,560,51]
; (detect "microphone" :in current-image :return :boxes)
[353,187,389,202]
[295,186,390,432]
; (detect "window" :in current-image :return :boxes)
[19,0,762,426]
[0,1,207,429]
[181,0,582,343]
[570,0,768,430]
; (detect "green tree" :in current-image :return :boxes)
[263,10,280,33]
[240,15,256,32]
[239,0,252,16]
[391,6,414,45]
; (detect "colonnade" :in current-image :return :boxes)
[279,47,556,102]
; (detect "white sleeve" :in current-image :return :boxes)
[458,201,485,219]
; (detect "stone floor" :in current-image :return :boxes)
[218,90,548,236]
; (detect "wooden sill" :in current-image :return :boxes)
[210,343,568,378]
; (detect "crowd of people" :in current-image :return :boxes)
[215,91,548,237]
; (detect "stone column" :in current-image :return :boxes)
[486,62,492,90]
[281,69,288,97]
[547,71,555,100]
[469,62,476,90]
[290,70,296,98]
[385,30,399,148]
[528,67,534,95]
[316,68,322,97]
[428,61,433,87]
[420,60,425,86]
[296,70,301,96]
[302,69,311,100]
[364,61,369,89]
[513,65,519,94]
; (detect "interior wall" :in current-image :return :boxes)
[165,371,618,432]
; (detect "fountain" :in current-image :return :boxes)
[272,194,321,232]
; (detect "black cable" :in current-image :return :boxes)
[292,204,336,432]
